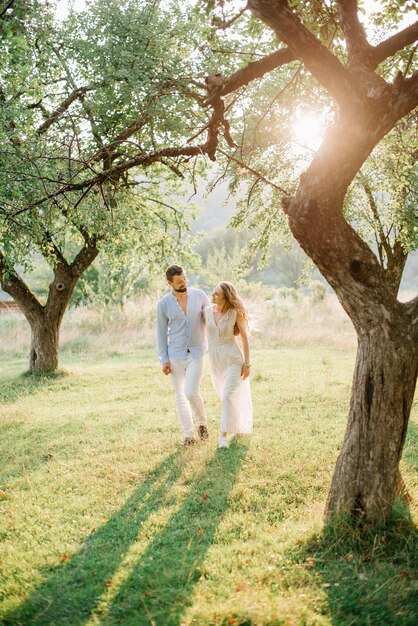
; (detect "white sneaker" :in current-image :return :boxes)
[218,435,229,449]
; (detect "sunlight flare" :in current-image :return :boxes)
[292,112,325,151]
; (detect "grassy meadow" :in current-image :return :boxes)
[0,291,417,625]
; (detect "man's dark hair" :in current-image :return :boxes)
[166,264,184,282]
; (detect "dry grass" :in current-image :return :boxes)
[0,289,357,365]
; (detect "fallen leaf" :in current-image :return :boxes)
[200,493,209,503]
[105,579,112,586]
[228,619,238,624]
[197,528,204,535]
[235,583,245,591]
[60,554,69,561]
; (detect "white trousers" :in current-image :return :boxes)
[170,355,207,437]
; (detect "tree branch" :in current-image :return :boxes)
[88,103,153,163]
[0,0,14,19]
[217,148,288,194]
[213,4,248,30]
[337,0,373,66]
[385,239,407,295]
[69,240,100,279]
[53,47,105,149]
[359,175,391,262]
[202,47,298,161]
[37,87,91,134]
[247,0,360,108]
[394,71,418,119]
[0,252,43,322]
[372,21,418,70]
[11,144,207,217]
[36,232,70,269]
[359,180,407,295]
[204,47,297,105]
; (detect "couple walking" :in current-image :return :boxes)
[156,264,253,448]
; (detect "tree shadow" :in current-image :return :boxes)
[288,418,418,625]
[2,442,248,626]
[287,509,418,625]
[102,440,249,626]
[2,451,183,625]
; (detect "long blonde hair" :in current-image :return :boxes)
[219,281,249,326]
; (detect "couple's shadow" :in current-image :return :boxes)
[4,442,249,626]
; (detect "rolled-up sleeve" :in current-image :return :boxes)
[156,300,169,364]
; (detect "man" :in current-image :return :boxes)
[156,264,210,445]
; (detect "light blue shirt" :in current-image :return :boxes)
[156,288,210,364]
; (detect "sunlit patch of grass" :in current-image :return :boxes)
[0,345,416,625]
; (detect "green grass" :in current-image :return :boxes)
[0,346,417,626]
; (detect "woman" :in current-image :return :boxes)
[204,281,253,448]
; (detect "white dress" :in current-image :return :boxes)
[205,305,253,434]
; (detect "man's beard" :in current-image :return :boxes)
[174,287,187,293]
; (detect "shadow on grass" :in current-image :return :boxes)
[288,507,418,626]
[2,451,182,625]
[0,368,68,404]
[3,441,248,626]
[102,441,249,626]
[289,420,418,626]
[286,416,418,626]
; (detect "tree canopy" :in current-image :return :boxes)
[1,0,417,521]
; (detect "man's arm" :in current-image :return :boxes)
[156,300,170,374]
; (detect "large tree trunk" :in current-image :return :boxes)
[282,123,418,521]
[326,326,418,521]
[227,0,418,523]
[29,313,60,373]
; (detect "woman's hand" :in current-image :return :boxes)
[241,363,250,380]
[237,312,250,380]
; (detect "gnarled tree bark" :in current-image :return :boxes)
[281,116,418,520]
[0,241,99,373]
[245,0,418,521]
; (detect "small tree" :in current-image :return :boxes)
[0,0,207,372]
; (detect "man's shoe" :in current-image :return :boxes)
[198,425,209,441]
[218,435,229,449]
[182,436,197,446]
